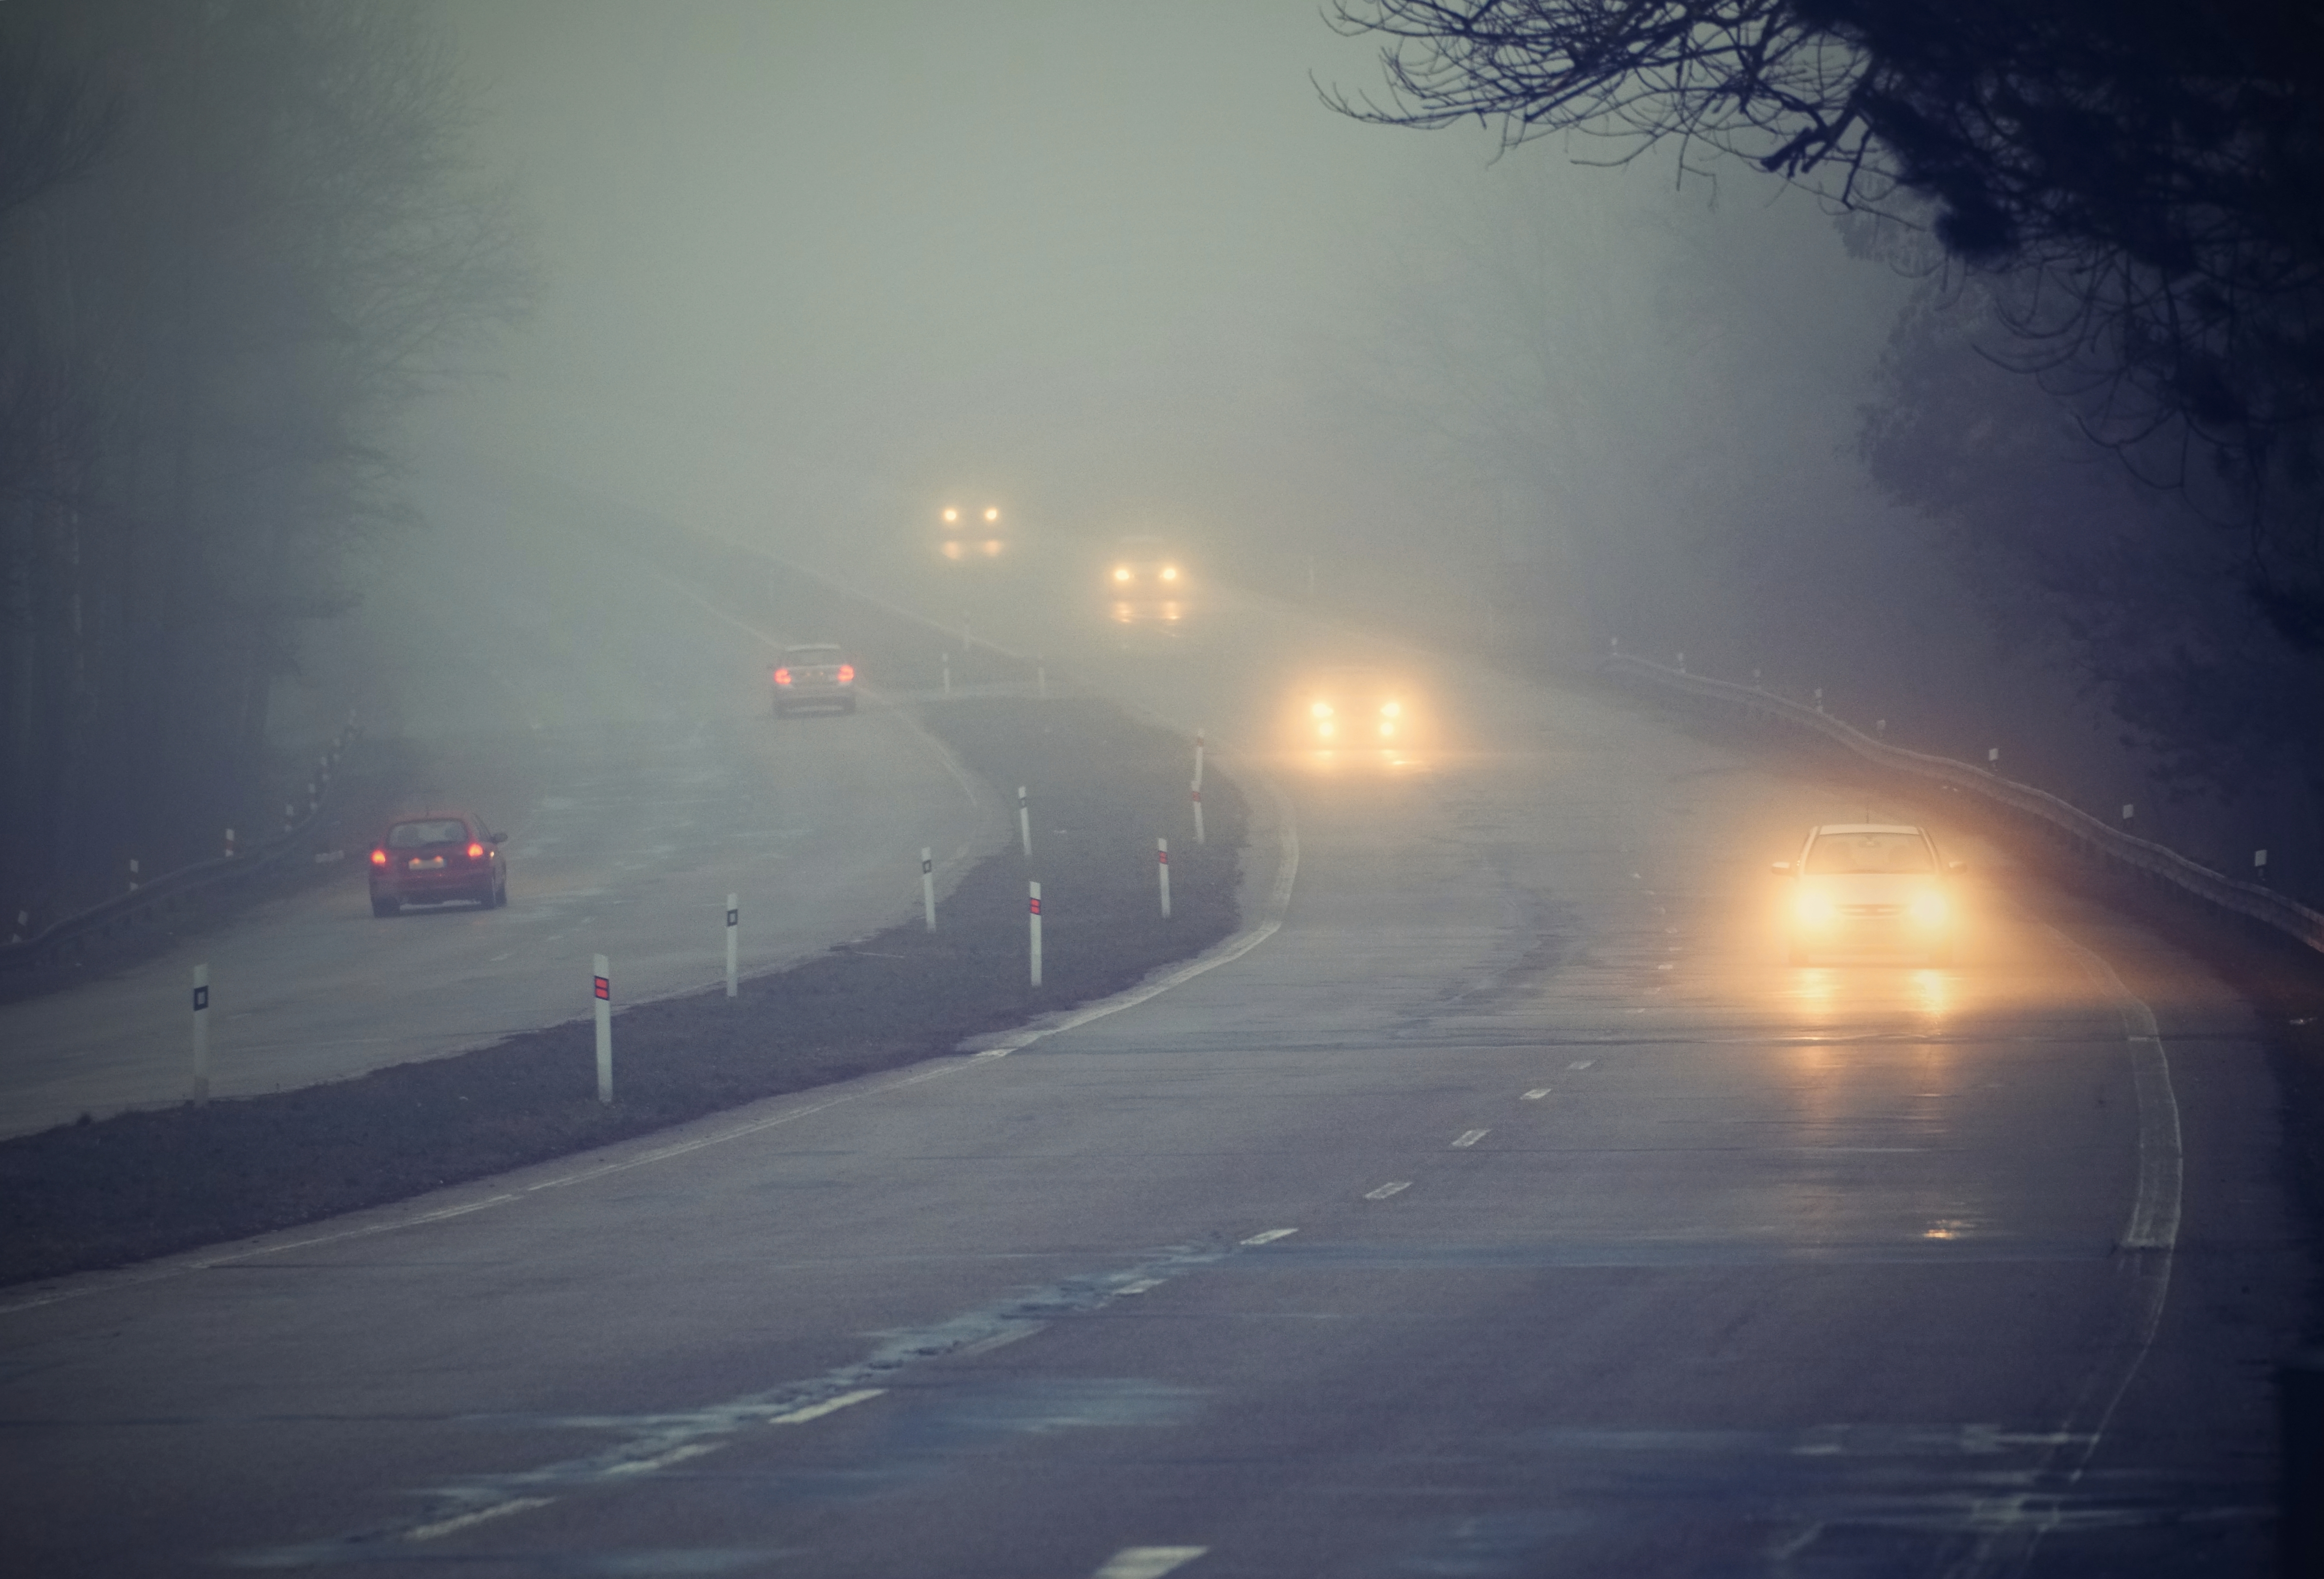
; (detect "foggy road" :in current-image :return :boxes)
[0,483,1000,1141]
[0,536,2294,1576]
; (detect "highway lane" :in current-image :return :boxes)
[0,541,2300,1575]
[0,480,998,1140]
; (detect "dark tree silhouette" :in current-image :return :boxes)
[1327,0,2324,638]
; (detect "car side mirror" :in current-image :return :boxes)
[1947,859,1965,873]
[1770,861,1792,875]
[489,833,506,845]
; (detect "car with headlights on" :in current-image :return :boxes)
[1106,535,1188,623]
[772,644,857,716]
[1289,667,1415,749]
[1774,823,1962,964]
[936,502,1007,564]
[369,813,506,916]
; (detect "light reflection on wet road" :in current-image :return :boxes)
[0,529,2295,1577]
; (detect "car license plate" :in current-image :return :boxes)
[410,856,444,870]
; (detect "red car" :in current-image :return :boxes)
[369,813,507,916]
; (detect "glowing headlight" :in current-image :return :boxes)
[1161,565,1179,581]
[1795,892,1838,925]
[1380,700,1402,717]
[1310,700,1334,718]
[984,507,1000,523]
[1114,566,1132,582]
[942,507,959,524]
[1909,891,1948,925]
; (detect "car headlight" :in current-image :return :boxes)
[1380,700,1402,717]
[1909,891,1947,925]
[1310,700,1334,718]
[1114,566,1131,582]
[1161,565,1179,581]
[1795,892,1837,925]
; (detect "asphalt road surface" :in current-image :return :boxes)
[0,476,997,1140]
[0,521,2299,1575]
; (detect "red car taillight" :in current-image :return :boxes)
[467,842,485,859]
[370,848,387,867]
[773,667,792,686]
[837,664,855,683]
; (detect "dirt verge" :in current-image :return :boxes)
[0,697,1247,1289]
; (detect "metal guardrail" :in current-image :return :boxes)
[1600,652,2324,954]
[0,723,362,977]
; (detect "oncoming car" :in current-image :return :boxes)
[772,644,857,716]
[1774,823,1963,965]
[369,814,506,917]
[1106,535,1188,623]
[937,502,1006,563]
[1289,668,1415,749]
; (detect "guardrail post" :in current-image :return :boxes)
[1028,882,1043,987]
[191,964,211,1103]
[593,955,613,1102]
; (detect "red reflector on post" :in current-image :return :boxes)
[1029,896,1041,915]
[593,975,609,1000]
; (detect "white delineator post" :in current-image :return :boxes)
[1037,663,1047,699]
[1157,838,1171,919]
[1190,780,1205,845]
[223,827,236,859]
[1028,882,1043,987]
[941,652,952,696]
[920,848,937,929]
[1018,785,1032,860]
[1194,730,1205,791]
[725,895,739,999]
[191,964,211,1104]
[593,955,613,1103]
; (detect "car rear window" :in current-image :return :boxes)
[786,646,842,664]
[1804,832,1935,874]
[388,820,468,848]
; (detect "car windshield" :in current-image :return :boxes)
[786,647,842,664]
[388,820,467,849]
[1804,831,1935,874]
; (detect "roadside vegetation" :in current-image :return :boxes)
[0,696,1248,1290]
[0,1,531,937]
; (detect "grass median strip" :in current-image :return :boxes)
[0,697,1247,1290]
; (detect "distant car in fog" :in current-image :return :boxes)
[1774,823,1962,965]
[1289,667,1415,749]
[1107,535,1188,624]
[369,813,506,917]
[936,502,1007,565]
[772,644,857,716]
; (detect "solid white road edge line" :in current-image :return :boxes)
[1091,1547,1209,1579]
[965,768,1300,1059]
[1953,925,2184,1574]
[405,1497,556,1542]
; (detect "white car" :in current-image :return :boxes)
[1773,823,1962,965]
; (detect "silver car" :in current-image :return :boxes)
[772,644,857,716]
[1773,823,1963,965]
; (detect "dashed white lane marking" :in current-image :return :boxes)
[407,1497,555,1542]
[768,1388,885,1425]
[1364,1181,1411,1200]
[1092,1547,1208,1579]
[957,1323,1044,1356]
[1239,1228,1299,1246]
[1451,1129,1488,1149]
[1115,1278,1166,1296]
[1567,1059,1596,1071]
[1521,1088,1552,1101]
